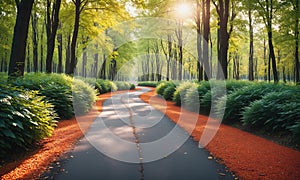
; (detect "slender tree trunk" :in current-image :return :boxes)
[82,49,87,77]
[203,0,211,80]
[8,0,34,77]
[65,34,71,73]
[176,20,183,81]
[26,42,30,73]
[46,0,62,73]
[100,52,107,79]
[295,0,299,83]
[248,8,254,81]
[263,38,267,80]
[67,0,81,75]
[94,43,98,78]
[57,23,63,73]
[196,0,203,81]
[31,12,38,72]
[167,35,172,81]
[268,31,278,82]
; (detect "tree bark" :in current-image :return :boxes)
[31,12,38,72]
[196,0,203,81]
[295,0,299,83]
[8,0,34,78]
[248,8,254,81]
[203,0,211,80]
[67,0,81,75]
[65,34,71,73]
[46,0,62,73]
[57,23,63,73]
[213,0,230,80]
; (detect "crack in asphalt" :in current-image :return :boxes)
[120,94,145,180]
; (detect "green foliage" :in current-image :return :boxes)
[156,81,175,96]
[72,79,97,115]
[242,89,300,137]
[200,81,249,115]
[12,73,74,119]
[0,83,57,158]
[138,81,158,87]
[173,82,197,106]
[183,84,200,112]
[95,79,118,94]
[11,73,97,119]
[163,84,176,101]
[130,83,136,90]
[219,83,288,123]
[115,81,132,90]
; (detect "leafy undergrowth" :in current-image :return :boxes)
[150,80,300,144]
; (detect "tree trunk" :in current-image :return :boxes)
[167,35,172,81]
[26,42,30,73]
[67,0,81,75]
[295,0,299,83]
[268,31,278,82]
[203,0,211,80]
[65,34,71,73]
[31,12,38,72]
[196,0,203,81]
[57,24,63,73]
[263,38,267,80]
[248,8,254,81]
[94,44,99,78]
[100,52,106,79]
[46,0,62,73]
[8,0,34,78]
[214,0,230,80]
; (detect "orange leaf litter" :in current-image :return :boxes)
[139,87,300,179]
[1,87,300,179]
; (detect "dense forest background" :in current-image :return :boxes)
[0,0,299,83]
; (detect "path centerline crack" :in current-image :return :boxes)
[120,94,145,180]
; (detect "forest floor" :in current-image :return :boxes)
[1,87,300,179]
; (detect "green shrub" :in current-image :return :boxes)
[200,81,248,115]
[173,82,197,106]
[156,81,174,96]
[242,89,300,136]
[138,81,158,87]
[130,83,136,90]
[163,84,176,100]
[11,73,97,120]
[0,83,57,158]
[183,83,200,112]
[218,83,288,123]
[115,81,131,90]
[72,79,97,115]
[95,79,118,94]
[12,73,74,119]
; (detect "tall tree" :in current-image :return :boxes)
[8,0,34,77]
[293,0,299,83]
[46,0,62,73]
[248,7,254,81]
[212,0,231,79]
[255,0,279,82]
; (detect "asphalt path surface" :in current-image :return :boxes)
[44,87,234,180]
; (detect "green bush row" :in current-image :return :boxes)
[138,81,158,87]
[155,80,300,141]
[12,73,97,120]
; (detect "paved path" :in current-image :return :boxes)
[45,87,234,180]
